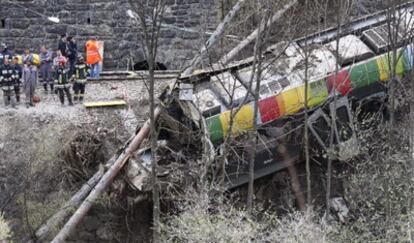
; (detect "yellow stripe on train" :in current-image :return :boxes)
[281,85,305,115]
[219,104,255,137]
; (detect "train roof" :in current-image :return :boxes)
[172,2,414,144]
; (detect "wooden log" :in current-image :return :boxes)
[83,100,127,109]
[51,107,161,243]
[35,133,139,241]
[182,0,247,75]
[219,0,298,65]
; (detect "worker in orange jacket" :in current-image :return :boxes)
[85,37,102,79]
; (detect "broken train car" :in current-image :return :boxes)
[149,3,414,189]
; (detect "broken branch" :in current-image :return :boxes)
[51,107,161,243]
[183,0,247,75]
[219,0,298,65]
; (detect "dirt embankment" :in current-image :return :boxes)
[0,79,169,242]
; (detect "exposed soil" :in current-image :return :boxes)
[0,78,170,242]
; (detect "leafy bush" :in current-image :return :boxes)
[326,116,414,242]
[161,190,328,243]
[162,106,414,242]
[0,211,12,242]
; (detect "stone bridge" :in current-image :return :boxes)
[0,0,219,69]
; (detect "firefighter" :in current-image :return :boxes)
[54,58,73,106]
[53,49,65,70]
[22,59,38,108]
[71,54,89,103]
[12,56,22,103]
[0,57,17,108]
[0,43,13,68]
[39,45,54,93]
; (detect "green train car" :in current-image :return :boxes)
[155,3,414,188]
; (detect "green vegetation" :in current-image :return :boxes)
[0,211,12,242]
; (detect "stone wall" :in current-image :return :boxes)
[0,0,219,70]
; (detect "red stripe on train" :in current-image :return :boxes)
[326,70,352,96]
[259,96,280,123]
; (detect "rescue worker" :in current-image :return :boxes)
[22,48,34,64]
[53,49,65,70]
[0,57,17,108]
[54,58,73,106]
[39,45,54,93]
[66,36,77,79]
[22,59,38,108]
[0,43,13,68]
[85,37,102,79]
[12,56,22,103]
[58,33,68,57]
[71,55,89,103]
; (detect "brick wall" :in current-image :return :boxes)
[0,0,219,69]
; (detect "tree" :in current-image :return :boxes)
[0,211,12,242]
[127,1,167,241]
[247,2,272,211]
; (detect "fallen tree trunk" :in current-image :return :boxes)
[183,0,247,75]
[35,133,140,241]
[51,107,161,243]
[219,0,298,65]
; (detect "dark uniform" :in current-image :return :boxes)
[13,62,22,103]
[58,38,67,57]
[0,62,17,107]
[54,66,73,106]
[67,38,77,78]
[0,46,13,68]
[72,61,89,102]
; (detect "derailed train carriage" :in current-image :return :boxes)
[147,3,414,189]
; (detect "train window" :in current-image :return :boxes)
[308,109,333,149]
[268,80,280,92]
[314,115,331,146]
[336,106,350,123]
[329,97,355,144]
[336,106,353,141]
[278,77,290,88]
[1,19,5,28]
[259,85,270,96]
[309,81,325,96]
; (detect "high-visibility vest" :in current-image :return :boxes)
[85,40,101,65]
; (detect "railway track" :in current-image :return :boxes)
[87,70,180,82]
